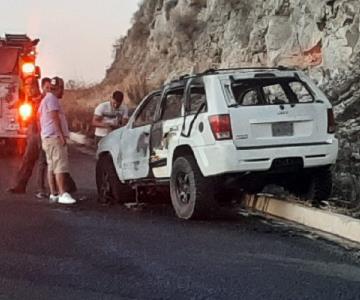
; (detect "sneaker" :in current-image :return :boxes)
[58,193,77,205]
[35,191,49,199]
[49,194,59,203]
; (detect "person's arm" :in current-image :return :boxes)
[49,111,66,146]
[92,114,114,129]
[92,103,117,129]
[37,109,41,134]
[120,106,129,127]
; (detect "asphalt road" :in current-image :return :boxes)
[0,145,360,300]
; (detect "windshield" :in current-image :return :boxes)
[0,48,19,75]
[231,77,314,106]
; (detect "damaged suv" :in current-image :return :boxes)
[96,67,338,219]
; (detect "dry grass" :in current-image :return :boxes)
[62,88,98,136]
[125,76,152,105]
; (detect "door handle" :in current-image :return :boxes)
[169,126,178,132]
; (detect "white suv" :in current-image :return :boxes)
[96,67,338,219]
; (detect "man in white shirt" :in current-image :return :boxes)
[92,91,129,144]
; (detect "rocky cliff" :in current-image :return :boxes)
[71,0,360,203]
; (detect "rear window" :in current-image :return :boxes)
[231,78,314,106]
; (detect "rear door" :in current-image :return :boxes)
[150,85,185,178]
[227,77,328,149]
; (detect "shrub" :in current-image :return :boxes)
[125,76,152,105]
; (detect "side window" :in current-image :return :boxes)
[241,89,260,106]
[231,83,262,106]
[263,84,289,104]
[289,81,313,103]
[189,86,207,114]
[133,94,161,128]
[161,88,184,120]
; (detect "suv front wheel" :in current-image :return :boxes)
[96,154,135,205]
[170,155,216,219]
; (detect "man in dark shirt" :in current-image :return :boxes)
[7,77,51,195]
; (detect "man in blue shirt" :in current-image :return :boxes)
[39,77,76,205]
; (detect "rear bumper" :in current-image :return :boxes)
[0,135,27,140]
[193,139,339,177]
[0,131,27,139]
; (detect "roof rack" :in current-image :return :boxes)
[1,34,39,49]
[201,66,294,75]
[166,66,296,85]
[168,73,194,84]
[5,34,31,42]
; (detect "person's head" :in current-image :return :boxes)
[50,77,64,98]
[111,90,124,109]
[41,77,51,94]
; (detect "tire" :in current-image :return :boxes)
[284,167,333,204]
[96,154,135,204]
[307,167,333,203]
[170,155,217,220]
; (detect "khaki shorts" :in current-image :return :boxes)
[42,137,70,174]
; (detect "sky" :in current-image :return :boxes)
[1,0,140,83]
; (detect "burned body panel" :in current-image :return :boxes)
[149,121,164,164]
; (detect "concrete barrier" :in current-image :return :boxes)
[243,195,360,244]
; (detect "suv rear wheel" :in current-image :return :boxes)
[170,155,217,219]
[96,154,135,204]
[307,167,333,203]
[285,167,333,204]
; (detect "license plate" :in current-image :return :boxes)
[272,122,293,136]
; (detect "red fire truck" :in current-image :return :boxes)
[0,34,41,153]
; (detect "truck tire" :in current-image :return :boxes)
[96,154,135,204]
[307,167,333,203]
[170,155,217,220]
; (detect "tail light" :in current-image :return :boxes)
[19,103,33,121]
[327,108,336,134]
[209,114,232,140]
[22,62,36,76]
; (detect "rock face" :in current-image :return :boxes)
[100,0,360,202]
